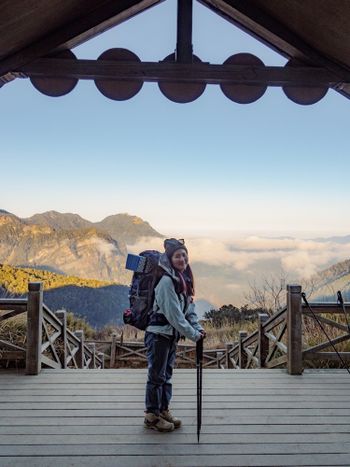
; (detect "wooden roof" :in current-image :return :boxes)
[1,0,349,99]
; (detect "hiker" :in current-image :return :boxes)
[144,238,206,432]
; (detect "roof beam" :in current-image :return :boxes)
[198,0,350,99]
[0,0,163,80]
[19,57,350,86]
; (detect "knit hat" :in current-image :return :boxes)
[164,238,188,259]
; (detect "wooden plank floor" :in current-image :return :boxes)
[0,369,350,466]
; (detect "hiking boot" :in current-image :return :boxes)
[160,409,182,428]
[144,412,175,432]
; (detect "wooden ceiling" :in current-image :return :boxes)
[199,0,350,98]
[1,0,349,99]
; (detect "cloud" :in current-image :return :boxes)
[128,236,350,277]
[126,235,350,305]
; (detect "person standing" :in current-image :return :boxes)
[144,238,205,432]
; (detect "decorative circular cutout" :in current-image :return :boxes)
[220,53,267,104]
[158,53,206,103]
[282,59,328,105]
[94,48,143,101]
[30,50,78,97]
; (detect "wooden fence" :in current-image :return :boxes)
[1,283,350,374]
[0,282,104,374]
[98,334,227,369]
[101,285,350,374]
[218,284,350,374]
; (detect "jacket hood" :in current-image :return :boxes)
[158,252,179,281]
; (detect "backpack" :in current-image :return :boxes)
[123,250,168,330]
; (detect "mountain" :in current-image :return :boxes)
[310,259,350,301]
[25,211,92,230]
[0,210,163,283]
[0,214,130,283]
[23,210,163,244]
[95,213,163,244]
[314,234,350,245]
[0,264,129,328]
[194,299,215,319]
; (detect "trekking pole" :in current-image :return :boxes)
[196,336,203,443]
[337,291,350,334]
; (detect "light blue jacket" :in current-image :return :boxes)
[146,254,203,342]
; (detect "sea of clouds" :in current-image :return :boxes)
[128,235,350,308]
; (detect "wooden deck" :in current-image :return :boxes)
[0,369,350,466]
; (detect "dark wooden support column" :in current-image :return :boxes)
[287,285,303,375]
[176,0,193,63]
[258,313,269,368]
[25,282,43,375]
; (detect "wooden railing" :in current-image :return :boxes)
[105,334,228,369]
[105,285,350,374]
[0,282,104,374]
[220,284,350,374]
[2,282,349,374]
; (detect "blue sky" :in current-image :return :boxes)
[1,0,349,236]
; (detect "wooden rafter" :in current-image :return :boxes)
[198,0,350,99]
[0,0,163,80]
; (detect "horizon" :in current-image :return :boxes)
[2,206,350,240]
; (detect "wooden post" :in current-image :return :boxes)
[258,313,270,368]
[74,330,84,369]
[216,351,224,369]
[287,284,303,375]
[239,331,248,369]
[110,333,117,368]
[225,343,234,369]
[176,0,193,63]
[88,343,96,369]
[98,352,105,369]
[54,310,67,369]
[25,282,43,375]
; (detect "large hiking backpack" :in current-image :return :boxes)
[123,250,167,330]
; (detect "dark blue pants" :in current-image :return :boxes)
[145,331,177,415]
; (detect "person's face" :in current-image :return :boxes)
[171,248,188,273]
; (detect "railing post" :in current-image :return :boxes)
[74,330,85,369]
[216,351,224,369]
[225,343,234,369]
[26,282,43,375]
[88,343,96,368]
[54,310,67,369]
[98,352,105,369]
[110,333,117,368]
[258,313,269,368]
[239,331,248,368]
[287,284,303,375]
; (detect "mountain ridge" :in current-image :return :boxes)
[0,209,163,284]
[0,264,128,327]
